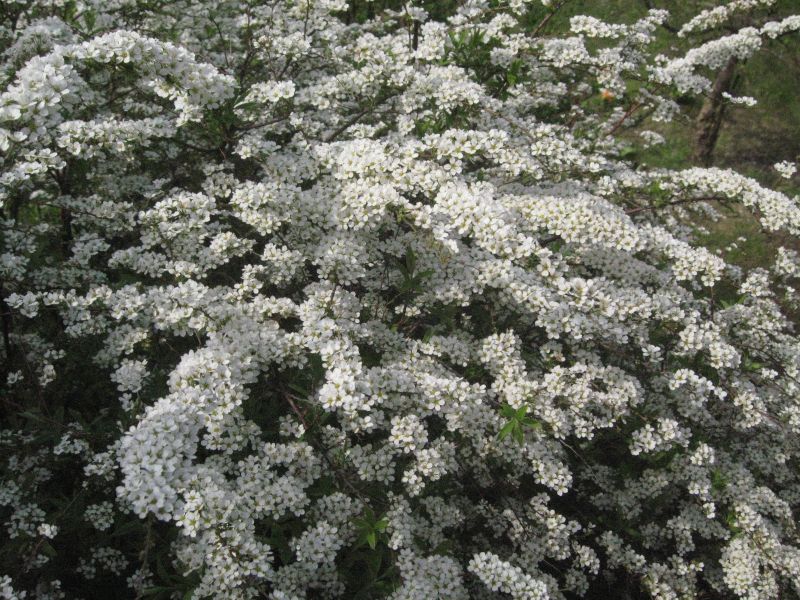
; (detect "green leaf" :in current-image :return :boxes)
[110,520,141,538]
[365,545,383,577]
[500,404,516,419]
[711,469,728,491]
[83,10,96,31]
[374,517,388,533]
[233,101,261,112]
[41,541,57,558]
[366,531,377,550]
[404,248,416,274]
[19,411,47,424]
[156,553,173,584]
[415,269,434,280]
[744,360,764,372]
[498,420,516,441]
[270,524,293,564]
[141,587,171,598]
[431,540,454,555]
[523,418,543,431]
[287,382,309,396]
[512,423,524,444]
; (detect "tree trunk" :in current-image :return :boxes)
[692,56,738,167]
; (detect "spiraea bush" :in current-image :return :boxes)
[2,1,800,598]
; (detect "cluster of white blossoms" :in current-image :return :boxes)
[774,160,798,179]
[678,0,777,36]
[2,0,800,598]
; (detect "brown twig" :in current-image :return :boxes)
[606,102,643,137]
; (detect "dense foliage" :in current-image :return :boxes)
[2,1,800,598]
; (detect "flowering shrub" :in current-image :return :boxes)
[2,1,800,598]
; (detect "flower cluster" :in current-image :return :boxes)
[1,1,800,599]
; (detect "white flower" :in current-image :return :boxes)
[774,160,797,179]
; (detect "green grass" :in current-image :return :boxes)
[699,208,777,271]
